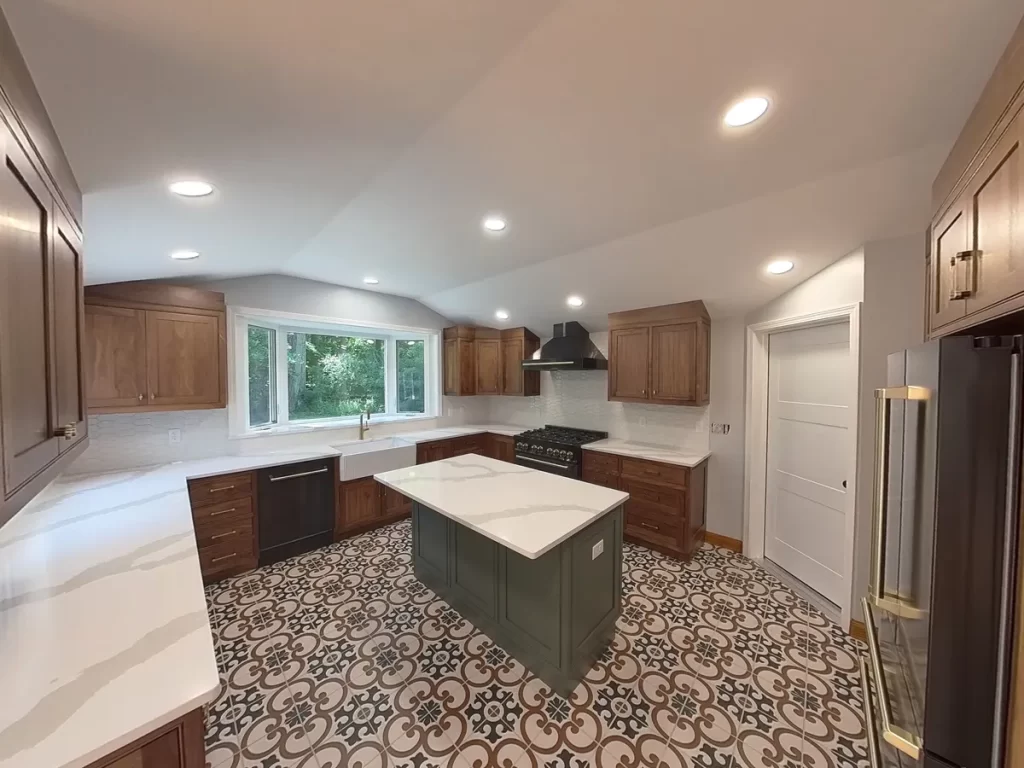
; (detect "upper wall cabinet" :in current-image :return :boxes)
[84,283,228,413]
[608,301,710,407]
[0,6,87,528]
[442,325,539,397]
[927,17,1024,338]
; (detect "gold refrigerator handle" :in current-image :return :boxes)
[869,386,930,620]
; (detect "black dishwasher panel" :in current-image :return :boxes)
[257,458,336,566]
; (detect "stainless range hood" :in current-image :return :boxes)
[521,321,607,370]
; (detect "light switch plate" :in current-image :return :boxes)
[592,539,605,560]
[168,428,182,445]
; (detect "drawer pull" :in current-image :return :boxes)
[269,467,329,482]
[639,521,660,531]
[211,553,237,564]
[208,507,236,517]
[208,485,236,493]
[211,530,238,540]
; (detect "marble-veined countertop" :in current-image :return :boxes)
[375,455,629,559]
[583,439,711,468]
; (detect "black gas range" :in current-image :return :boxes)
[513,425,608,478]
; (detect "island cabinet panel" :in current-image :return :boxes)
[608,301,711,406]
[582,451,707,561]
[84,707,205,768]
[410,501,623,697]
[187,471,257,583]
[84,282,227,413]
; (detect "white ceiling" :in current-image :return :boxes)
[4,0,1022,327]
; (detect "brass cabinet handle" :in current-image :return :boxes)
[208,485,236,493]
[862,599,923,759]
[211,553,237,564]
[137,393,145,402]
[211,530,238,540]
[949,249,979,300]
[639,521,659,531]
[208,507,236,517]
[54,423,77,440]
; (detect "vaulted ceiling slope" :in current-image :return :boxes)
[4,1,1022,324]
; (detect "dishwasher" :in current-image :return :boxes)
[257,458,336,566]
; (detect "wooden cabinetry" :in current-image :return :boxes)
[0,100,87,528]
[418,432,517,465]
[928,16,1024,338]
[336,475,412,538]
[84,708,204,768]
[187,471,257,583]
[443,325,540,397]
[488,433,516,462]
[84,283,227,413]
[582,450,707,561]
[608,301,710,406]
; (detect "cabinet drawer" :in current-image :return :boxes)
[188,472,253,506]
[626,495,683,526]
[625,509,680,551]
[620,457,687,487]
[583,469,620,490]
[191,495,253,528]
[199,536,256,574]
[195,513,253,549]
[583,450,620,475]
[450,435,484,456]
[621,479,683,512]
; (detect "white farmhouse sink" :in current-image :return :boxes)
[333,437,416,482]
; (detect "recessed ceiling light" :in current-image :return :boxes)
[169,180,215,197]
[567,295,584,308]
[495,309,509,321]
[766,260,794,275]
[724,96,770,127]
[483,216,507,233]
[363,277,379,285]
[170,250,200,261]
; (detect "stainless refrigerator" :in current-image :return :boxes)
[862,335,1021,768]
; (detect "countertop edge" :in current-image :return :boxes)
[374,473,628,560]
[582,443,711,468]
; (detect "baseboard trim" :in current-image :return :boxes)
[848,619,867,643]
[705,531,743,553]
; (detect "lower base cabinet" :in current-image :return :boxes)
[335,476,413,539]
[84,708,204,768]
[581,451,707,562]
[187,471,257,583]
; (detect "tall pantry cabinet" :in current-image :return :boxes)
[0,9,88,529]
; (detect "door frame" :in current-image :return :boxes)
[743,303,861,626]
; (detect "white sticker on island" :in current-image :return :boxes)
[592,539,604,560]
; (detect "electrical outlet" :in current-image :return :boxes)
[591,539,605,560]
[168,428,182,445]
[711,423,731,435]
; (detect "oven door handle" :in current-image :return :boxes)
[870,386,929,620]
[862,598,923,759]
[516,455,573,470]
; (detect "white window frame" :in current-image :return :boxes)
[228,306,441,438]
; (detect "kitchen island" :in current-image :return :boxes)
[375,455,629,695]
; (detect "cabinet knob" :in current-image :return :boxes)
[138,393,145,402]
[55,423,77,440]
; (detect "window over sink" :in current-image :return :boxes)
[230,308,439,436]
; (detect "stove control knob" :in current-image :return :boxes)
[561,450,570,461]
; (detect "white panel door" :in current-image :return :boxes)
[765,321,851,605]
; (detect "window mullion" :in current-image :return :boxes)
[385,337,397,416]
[276,327,289,427]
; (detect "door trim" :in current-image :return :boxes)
[743,303,861,627]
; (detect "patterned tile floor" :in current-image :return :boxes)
[203,520,868,768]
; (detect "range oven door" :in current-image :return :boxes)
[515,452,578,477]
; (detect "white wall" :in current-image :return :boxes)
[478,331,711,449]
[69,275,467,475]
[745,249,865,327]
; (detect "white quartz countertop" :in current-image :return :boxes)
[375,455,629,559]
[388,424,529,443]
[0,446,345,768]
[584,439,711,468]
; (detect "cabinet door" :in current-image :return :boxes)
[52,211,87,448]
[966,115,1024,315]
[929,200,970,331]
[443,338,458,396]
[500,338,524,395]
[492,435,515,463]
[458,339,475,396]
[381,483,412,518]
[146,311,222,407]
[609,327,650,400]
[417,440,453,464]
[475,338,500,395]
[340,477,380,529]
[0,127,60,493]
[650,322,697,404]
[85,305,147,408]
